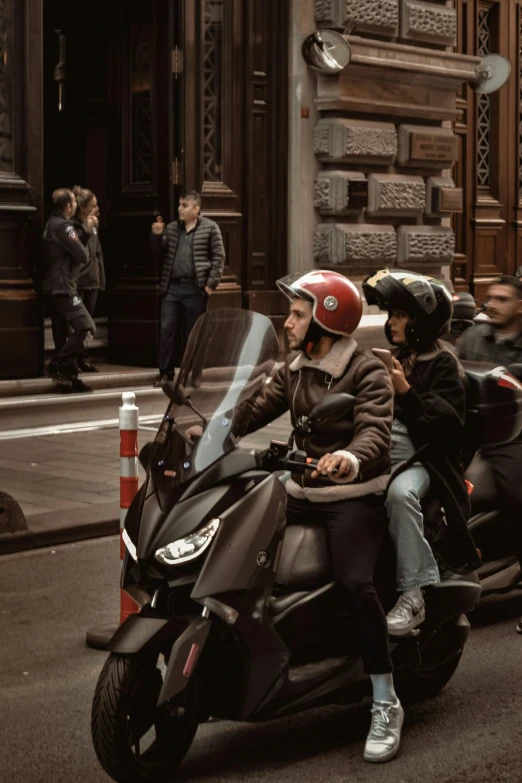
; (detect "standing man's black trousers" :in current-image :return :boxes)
[159,280,208,377]
[46,294,96,378]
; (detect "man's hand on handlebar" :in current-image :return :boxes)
[310,452,351,479]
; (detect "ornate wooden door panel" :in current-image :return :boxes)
[183,0,288,312]
[108,0,178,364]
[456,0,521,301]
[0,0,41,378]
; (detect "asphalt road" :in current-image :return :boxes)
[1,537,522,783]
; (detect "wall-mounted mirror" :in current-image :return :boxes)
[302,30,351,76]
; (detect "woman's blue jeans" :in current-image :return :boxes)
[386,422,440,591]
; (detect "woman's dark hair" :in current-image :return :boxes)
[73,185,95,213]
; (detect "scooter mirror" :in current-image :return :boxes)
[506,364,522,383]
[308,393,356,431]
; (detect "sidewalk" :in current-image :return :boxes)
[0,414,292,554]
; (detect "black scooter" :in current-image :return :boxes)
[463,363,522,597]
[92,309,507,783]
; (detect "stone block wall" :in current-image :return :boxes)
[310,0,468,296]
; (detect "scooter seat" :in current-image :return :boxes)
[465,453,499,513]
[276,524,332,589]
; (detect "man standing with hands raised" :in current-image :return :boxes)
[151,190,225,386]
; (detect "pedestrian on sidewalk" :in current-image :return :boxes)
[42,188,97,393]
[151,190,225,387]
[72,185,106,373]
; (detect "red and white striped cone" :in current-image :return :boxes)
[119,392,141,624]
[86,392,141,650]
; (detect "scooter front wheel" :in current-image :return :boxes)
[91,651,199,783]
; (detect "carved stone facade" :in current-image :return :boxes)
[315,0,399,35]
[314,170,367,214]
[400,0,457,46]
[397,226,456,266]
[314,224,397,271]
[313,119,397,164]
[308,0,478,286]
[367,174,426,216]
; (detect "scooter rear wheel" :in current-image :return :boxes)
[396,650,463,703]
[91,651,199,783]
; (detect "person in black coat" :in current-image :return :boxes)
[363,269,481,637]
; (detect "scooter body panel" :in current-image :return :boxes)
[191,474,287,600]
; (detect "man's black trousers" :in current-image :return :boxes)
[482,435,522,566]
[46,294,96,376]
[159,280,208,375]
[286,492,393,674]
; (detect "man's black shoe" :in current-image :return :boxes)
[69,379,94,394]
[46,361,73,387]
[78,358,99,373]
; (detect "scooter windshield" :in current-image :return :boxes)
[151,308,280,493]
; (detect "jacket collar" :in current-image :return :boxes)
[289,337,358,378]
[482,322,522,348]
[178,216,201,231]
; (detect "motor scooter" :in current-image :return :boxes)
[91,309,522,783]
[463,363,522,597]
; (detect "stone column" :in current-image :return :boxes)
[287,0,320,274]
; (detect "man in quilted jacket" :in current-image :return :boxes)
[151,190,225,386]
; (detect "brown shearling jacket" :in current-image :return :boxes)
[244,337,393,502]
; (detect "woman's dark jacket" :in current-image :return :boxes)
[71,216,106,290]
[393,348,481,574]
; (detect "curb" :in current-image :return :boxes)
[0,509,119,555]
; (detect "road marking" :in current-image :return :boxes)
[0,414,163,441]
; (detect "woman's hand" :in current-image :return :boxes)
[310,452,352,479]
[390,357,411,395]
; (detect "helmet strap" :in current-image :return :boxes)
[300,320,332,357]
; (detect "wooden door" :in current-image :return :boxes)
[455,0,521,301]
[107,0,180,365]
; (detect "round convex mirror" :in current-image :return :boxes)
[302,30,351,76]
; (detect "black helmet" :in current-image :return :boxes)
[362,268,453,349]
[451,291,476,323]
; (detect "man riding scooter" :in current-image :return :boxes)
[238,269,404,763]
[456,276,522,631]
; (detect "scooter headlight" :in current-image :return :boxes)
[154,519,220,566]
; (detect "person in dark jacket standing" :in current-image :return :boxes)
[42,188,97,392]
[363,269,481,636]
[71,185,106,373]
[151,190,225,386]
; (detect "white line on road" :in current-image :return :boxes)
[0,414,163,441]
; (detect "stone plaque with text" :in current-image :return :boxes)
[410,133,459,163]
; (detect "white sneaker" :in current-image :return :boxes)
[364,699,404,763]
[386,593,425,636]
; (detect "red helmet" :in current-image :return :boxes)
[277,269,362,337]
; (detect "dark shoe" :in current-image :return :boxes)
[78,358,99,373]
[153,373,171,388]
[69,379,94,394]
[517,618,522,634]
[46,361,73,387]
